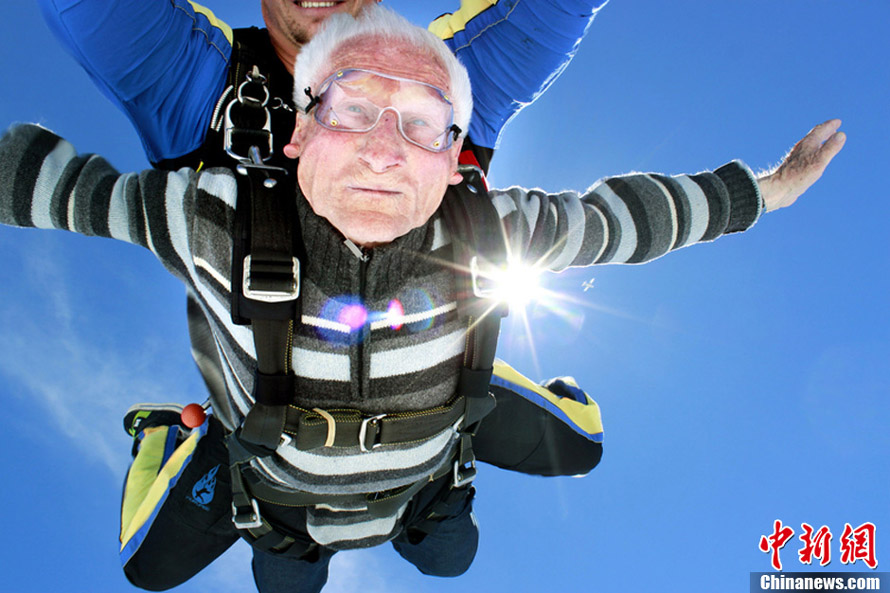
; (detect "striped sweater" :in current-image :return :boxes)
[0,123,762,547]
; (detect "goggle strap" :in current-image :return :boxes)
[303,87,321,114]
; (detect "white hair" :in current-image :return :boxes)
[292,5,472,137]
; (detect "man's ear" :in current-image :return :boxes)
[283,115,308,160]
[447,138,464,186]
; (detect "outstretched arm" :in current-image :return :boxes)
[0,123,199,282]
[488,119,845,270]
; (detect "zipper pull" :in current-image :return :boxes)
[344,239,369,262]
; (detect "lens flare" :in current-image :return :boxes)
[400,289,436,332]
[494,261,542,310]
[386,299,405,330]
[338,303,368,330]
[473,257,543,312]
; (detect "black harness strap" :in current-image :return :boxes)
[391,164,508,536]
[231,160,301,455]
[441,166,507,424]
[226,60,302,456]
[282,397,466,451]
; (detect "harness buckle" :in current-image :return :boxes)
[469,256,497,300]
[358,414,387,452]
[242,255,300,303]
[452,458,477,489]
[467,256,511,318]
[232,498,263,530]
[224,102,273,163]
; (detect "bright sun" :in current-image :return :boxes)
[472,256,543,311]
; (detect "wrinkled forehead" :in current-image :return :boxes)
[323,35,451,95]
[330,70,449,107]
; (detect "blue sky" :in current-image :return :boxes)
[1,1,888,592]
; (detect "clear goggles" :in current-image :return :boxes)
[305,68,461,153]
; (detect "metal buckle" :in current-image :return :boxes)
[242,255,300,303]
[238,68,270,106]
[231,498,263,530]
[224,101,273,162]
[467,256,509,317]
[452,458,477,488]
[224,67,273,162]
[469,256,497,299]
[358,414,387,452]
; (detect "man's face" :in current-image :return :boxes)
[288,38,464,248]
[261,0,376,46]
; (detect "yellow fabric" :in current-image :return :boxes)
[120,427,167,534]
[428,0,499,40]
[187,1,234,45]
[493,360,604,436]
[119,428,202,550]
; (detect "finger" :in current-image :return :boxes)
[795,119,842,157]
[817,131,846,164]
[808,119,843,146]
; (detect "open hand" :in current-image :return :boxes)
[758,119,846,212]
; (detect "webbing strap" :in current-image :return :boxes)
[224,29,295,168]
[229,462,305,557]
[228,445,456,541]
[235,164,299,454]
[281,397,465,451]
[439,168,506,433]
[227,62,302,454]
[407,482,475,540]
[457,367,496,428]
[243,472,439,518]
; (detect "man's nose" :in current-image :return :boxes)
[358,110,406,173]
